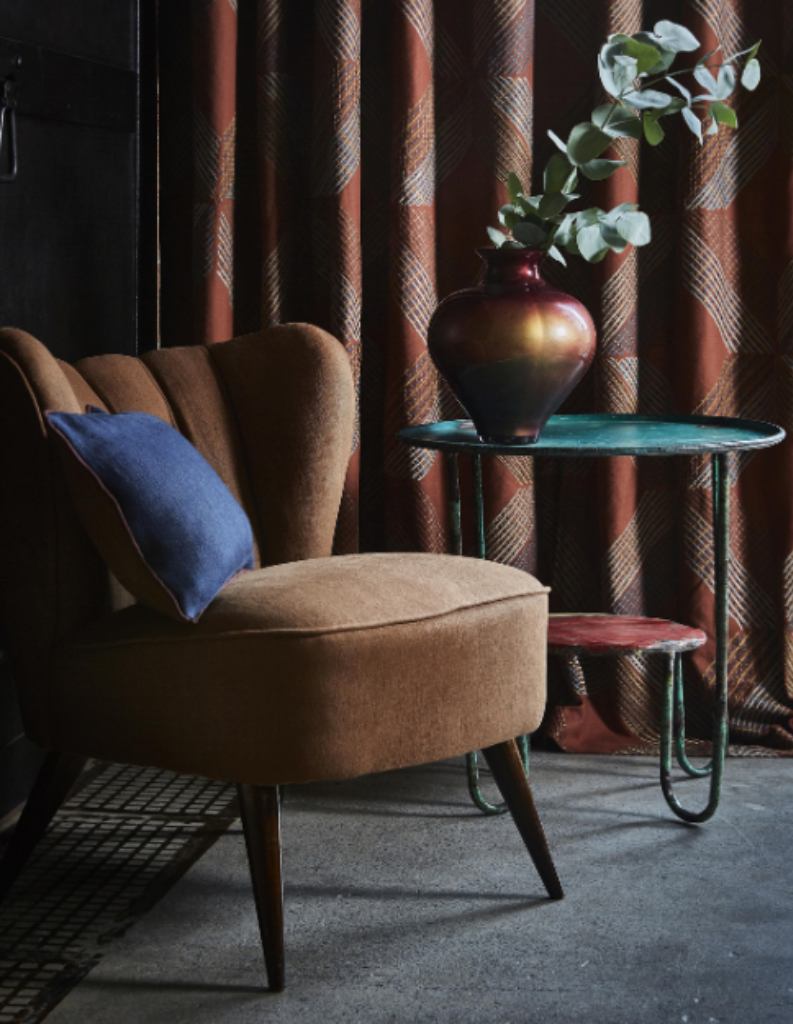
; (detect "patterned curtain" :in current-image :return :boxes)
[158,0,793,755]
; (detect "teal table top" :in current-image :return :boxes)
[399,414,786,457]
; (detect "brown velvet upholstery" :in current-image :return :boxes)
[0,322,550,781]
[50,554,548,784]
[0,324,356,745]
[0,324,559,991]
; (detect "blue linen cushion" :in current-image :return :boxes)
[46,407,255,623]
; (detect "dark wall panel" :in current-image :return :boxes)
[0,117,137,360]
[0,0,134,70]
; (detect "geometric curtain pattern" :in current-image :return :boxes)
[158,0,793,753]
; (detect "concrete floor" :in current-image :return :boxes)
[45,752,793,1024]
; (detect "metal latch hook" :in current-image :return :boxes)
[0,56,21,182]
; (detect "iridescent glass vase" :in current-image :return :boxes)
[428,248,596,444]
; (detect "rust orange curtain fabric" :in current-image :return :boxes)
[158,0,793,755]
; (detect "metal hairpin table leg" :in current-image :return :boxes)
[673,654,712,778]
[445,451,463,559]
[448,454,530,815]
[660,452,729,823]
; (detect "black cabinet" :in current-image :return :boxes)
[0,0,156,360]
[0,0,156,824]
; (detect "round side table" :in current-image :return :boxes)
[399,414,785,823]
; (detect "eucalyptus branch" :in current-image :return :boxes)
[642,61,730,91]
[599,100,625,131]
[487,22,761,265]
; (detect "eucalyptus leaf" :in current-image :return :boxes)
[643,112,664,145]
[665,77,692,103]
[598,58,618,98]
[538,192,572,218]
[487,226,507,248]
[742,58,761,91]
[548,129,568,152]
[565,234,581,256]
[498,204,523,230]
[613,54,639,93]
[706,118,719,135]
[566,122,613,166]
[709,101,737,128]
[563,167,579,192]
[599,221,629,252]
[548,245,567,266]
[554,214,576,247]
[576,207,605,228]
[502,240,524,249]
[682,106,703,141]
[577,224,611,262]
[544,152,574,194]
[580,158,628,180]
[600,202,639,227]
[517,196,543,216]
[623,88,674,109]
[652,20,700,53]
[693,65,718,96]
[616,210,652,245]
[693,65,734,100]
[598,40,626,96]
[656,96,687,117]
[592,104,643,140]
[622,37,662,76]
[513,221,548,247]
[716,65,736,98]
[507,172,523,206]
[632,32,677,75]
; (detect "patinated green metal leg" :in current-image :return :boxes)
[445,452,463,557]
[460,453,532,815]
[467,737,530,816]
[660,452,729,823]
[472,453,486,560]
[673,653,712,778]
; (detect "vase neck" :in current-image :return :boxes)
[478,247,546,287]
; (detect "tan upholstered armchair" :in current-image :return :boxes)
[0,324,561,991]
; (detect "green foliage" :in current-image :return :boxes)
[566,123,613,165]
[580,158,628,180]
[742,59,760,91]
[487,22,761,263]
[642,112,664,145]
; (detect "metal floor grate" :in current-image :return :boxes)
[0,762,238,1022]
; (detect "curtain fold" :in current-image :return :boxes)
[158,0,793,755]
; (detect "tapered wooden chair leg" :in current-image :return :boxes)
[237,783,285,992]
[0,750,87,906]
[482,740,564,900]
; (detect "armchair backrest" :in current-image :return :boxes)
[0,324,355,746]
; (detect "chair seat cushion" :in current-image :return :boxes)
[50,553,549,785]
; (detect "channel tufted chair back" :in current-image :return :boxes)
[0,324,354,749]
[0,324,562,993]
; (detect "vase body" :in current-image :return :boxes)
[428,248,596,444]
